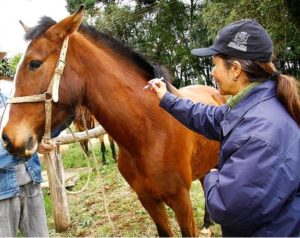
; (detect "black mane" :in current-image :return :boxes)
[78,24,164,80]
[24,16,169,82]
[25,16,56,41]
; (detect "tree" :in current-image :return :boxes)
[201,0,300,78]
[66,0,299,86]
[66,0,213,87]
[0,54,21,78]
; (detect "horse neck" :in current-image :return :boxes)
[68,33,158,149]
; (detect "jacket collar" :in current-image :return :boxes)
[221,80,277,137]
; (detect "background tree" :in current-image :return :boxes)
[66,0,212,87]
[66,0,299,87]
[202,0,300,78]
[0,54,21,78]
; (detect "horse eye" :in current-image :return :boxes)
[29,60,43,70]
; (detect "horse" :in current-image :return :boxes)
[73,106,117,164]
[1,7,224,236]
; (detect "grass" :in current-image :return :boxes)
[42,142,221,237]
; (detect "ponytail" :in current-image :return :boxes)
[276,74,300,125]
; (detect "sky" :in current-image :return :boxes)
[0,0,69,57]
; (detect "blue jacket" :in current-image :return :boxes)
[160,80,300,236]
[0,147,42,200]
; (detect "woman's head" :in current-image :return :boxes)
[210,54,276,95]
[219,55,276,82]
[192,19,300,125]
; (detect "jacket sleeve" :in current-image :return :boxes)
[159,91,228,140]
[204,136,299,230]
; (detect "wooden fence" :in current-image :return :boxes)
[43,125,106,232]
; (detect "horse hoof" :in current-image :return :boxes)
[200,227,212,237]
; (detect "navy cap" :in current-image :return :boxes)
[191,19,273,61]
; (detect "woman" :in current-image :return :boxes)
[147,19,300,236]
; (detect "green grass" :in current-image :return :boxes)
[43,143,221,237]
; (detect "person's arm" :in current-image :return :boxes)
[147,79,227,140]
[160,91,226,140]
[204,136,298,230]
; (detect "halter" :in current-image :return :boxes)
[7,37,69,142]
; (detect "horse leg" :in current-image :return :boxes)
[165,188,197,237]
[138,194,173,237]
[84,140,89,155]
[80,140,89,155]
[199,178,213,236]
[117,152,172,237]
[108,135,117,161]
[99,135,107,165]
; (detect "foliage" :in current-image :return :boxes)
[66,0,98,14]
[0,54,22,78]
[66,0,214,87]
[285,0,300,28]
[66,0,300,85]
[0,59,14,78]
[201,0,300,78]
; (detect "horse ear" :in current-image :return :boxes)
[48,5,85,40]
[19,20,30,33]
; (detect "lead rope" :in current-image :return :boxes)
[45,108,114,233]
[45,130,92,195]
[78,106,114,232]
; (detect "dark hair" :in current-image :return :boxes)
[219,55,300,125]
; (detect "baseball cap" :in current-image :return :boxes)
[191,19,273,61]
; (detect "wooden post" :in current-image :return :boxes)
[42,125,106,232]
[43,147,70,232]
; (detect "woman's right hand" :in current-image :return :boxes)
[146,78,167,100]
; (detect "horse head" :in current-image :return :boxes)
[1,6,85,157]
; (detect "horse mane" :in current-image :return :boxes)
[25,16,56,41]
[24,16,173,88]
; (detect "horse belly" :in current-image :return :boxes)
[191,133,219,180]
[118,149,191,199]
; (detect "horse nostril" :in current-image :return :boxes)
[26,136,34,151]
[2,132,12,148]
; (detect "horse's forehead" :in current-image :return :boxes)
[22,39,57,64]
[27,37,56,54]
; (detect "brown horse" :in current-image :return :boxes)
[1,7,223,236]
[73,106,117,164]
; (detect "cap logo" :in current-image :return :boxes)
[228,31,249,52]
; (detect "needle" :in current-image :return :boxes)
[143,77,164,90]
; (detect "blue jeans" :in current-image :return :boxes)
[0,182,48,237]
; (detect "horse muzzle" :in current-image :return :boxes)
[1,130,38,158]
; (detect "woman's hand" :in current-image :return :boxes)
[145,78,167,100]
